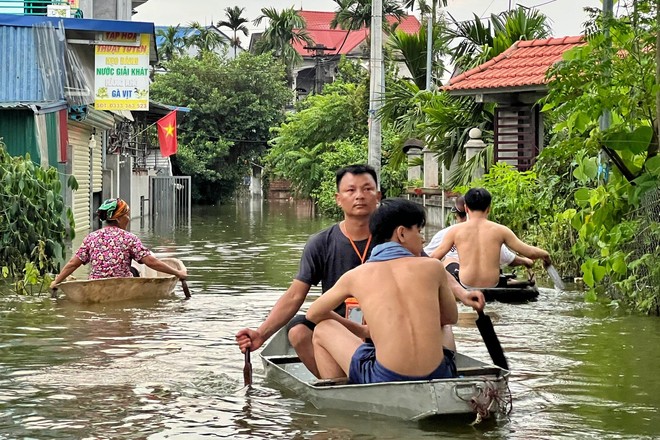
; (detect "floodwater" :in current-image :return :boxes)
[0,200,658,439]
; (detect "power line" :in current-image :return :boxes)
[480,0,497,18]
[521,0,559,8]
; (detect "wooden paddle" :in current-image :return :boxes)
[475,310,509,371]
[243,348,253,386]
[180,279,191,299]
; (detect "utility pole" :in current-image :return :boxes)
[425,15,432,90]
[599,0,613,183]
[303,44,335,94]
[368,0,383,184]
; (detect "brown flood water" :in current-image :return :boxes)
[0,200,658,439]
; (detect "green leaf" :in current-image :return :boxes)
[574,188,590,207]
[603,126,653,154]
[645,155,660,176]
[582,263,595,287]
[612,255,627,276]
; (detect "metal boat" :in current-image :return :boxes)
[260,328,511,421]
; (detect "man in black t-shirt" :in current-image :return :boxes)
[236,165,381,377]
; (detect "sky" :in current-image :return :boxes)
[134,0,601,43]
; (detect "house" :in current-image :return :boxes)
[0,1,186,238]
[443,36,584,171]
[250,10,421,100]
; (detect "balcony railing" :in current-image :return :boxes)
[0,1,83,18]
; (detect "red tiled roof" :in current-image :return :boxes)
[292,10,421,56]
[443,36,585,92]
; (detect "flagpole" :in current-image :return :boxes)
[125,110,177,144]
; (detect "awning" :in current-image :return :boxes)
[0,13,158,63]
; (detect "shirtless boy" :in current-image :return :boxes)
[430,187,551,288]
[306,198,458,383]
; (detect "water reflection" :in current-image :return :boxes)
[0,202,658,439]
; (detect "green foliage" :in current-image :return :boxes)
[150,52,292,204]
[0,141,72,294]
[266,60,407,218]
[449,7,551,72]
[543,6,660,178]
[469,163,546,236]
[266,64,369,201]
[253,7,313,80]
[539,3,660,313]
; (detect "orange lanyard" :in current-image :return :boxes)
[341,222,372,264]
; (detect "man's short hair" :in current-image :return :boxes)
[336,164,378,190]
[369,198,426,245]
[464,187,492,212]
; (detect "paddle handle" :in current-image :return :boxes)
[180,279,191,299]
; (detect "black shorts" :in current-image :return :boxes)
[285,303,347,332]
[445,262,460,282]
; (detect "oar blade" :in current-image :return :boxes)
[476,311,509,371]
[243,349,253,386]
[181,280,191,299]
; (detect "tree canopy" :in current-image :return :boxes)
[150,52,292,203]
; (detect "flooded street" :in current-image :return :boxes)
[1,201,658,439]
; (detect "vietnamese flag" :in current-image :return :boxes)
[157,111,178,157]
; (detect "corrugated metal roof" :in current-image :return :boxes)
[0,100,67,113]
[0,14,158,63]
[0,26,44,102]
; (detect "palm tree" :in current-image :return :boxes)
[217,6,249,58]
[450,7,551,72]
[387,22,450,89]
[402,0,446,24]
[330,0,406,32]
[185,21,227,57]
[156,25,186,62]
[253,7,314,82]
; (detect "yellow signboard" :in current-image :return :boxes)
[94,33,150,111]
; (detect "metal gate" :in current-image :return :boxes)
[150,176,191,230]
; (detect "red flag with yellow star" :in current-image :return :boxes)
[157,111,178,157]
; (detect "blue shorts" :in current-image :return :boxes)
[348,343,457,384]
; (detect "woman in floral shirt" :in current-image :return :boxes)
[50,198,187,287]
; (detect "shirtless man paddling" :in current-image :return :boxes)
[306,198,458,383]
[430,187,551,288]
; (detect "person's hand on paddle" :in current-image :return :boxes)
[176,269,187,280]
[458,289,485,312]
[236,328,265,353]
[49,280,59,290]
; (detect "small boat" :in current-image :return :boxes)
[54,257,186,304]
[481,273,539,303]
[260,328,511,421]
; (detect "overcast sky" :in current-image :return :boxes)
[134,0,601,41]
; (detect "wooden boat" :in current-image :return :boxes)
[54,257,186,304]
[260,328,511,421]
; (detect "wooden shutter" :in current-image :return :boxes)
[494,105,539,171]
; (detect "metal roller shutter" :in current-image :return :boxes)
[91,133,103,192]
[69,121,93,233]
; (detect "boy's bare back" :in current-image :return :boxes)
[448,218,510,288]
[345,256,457,377]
